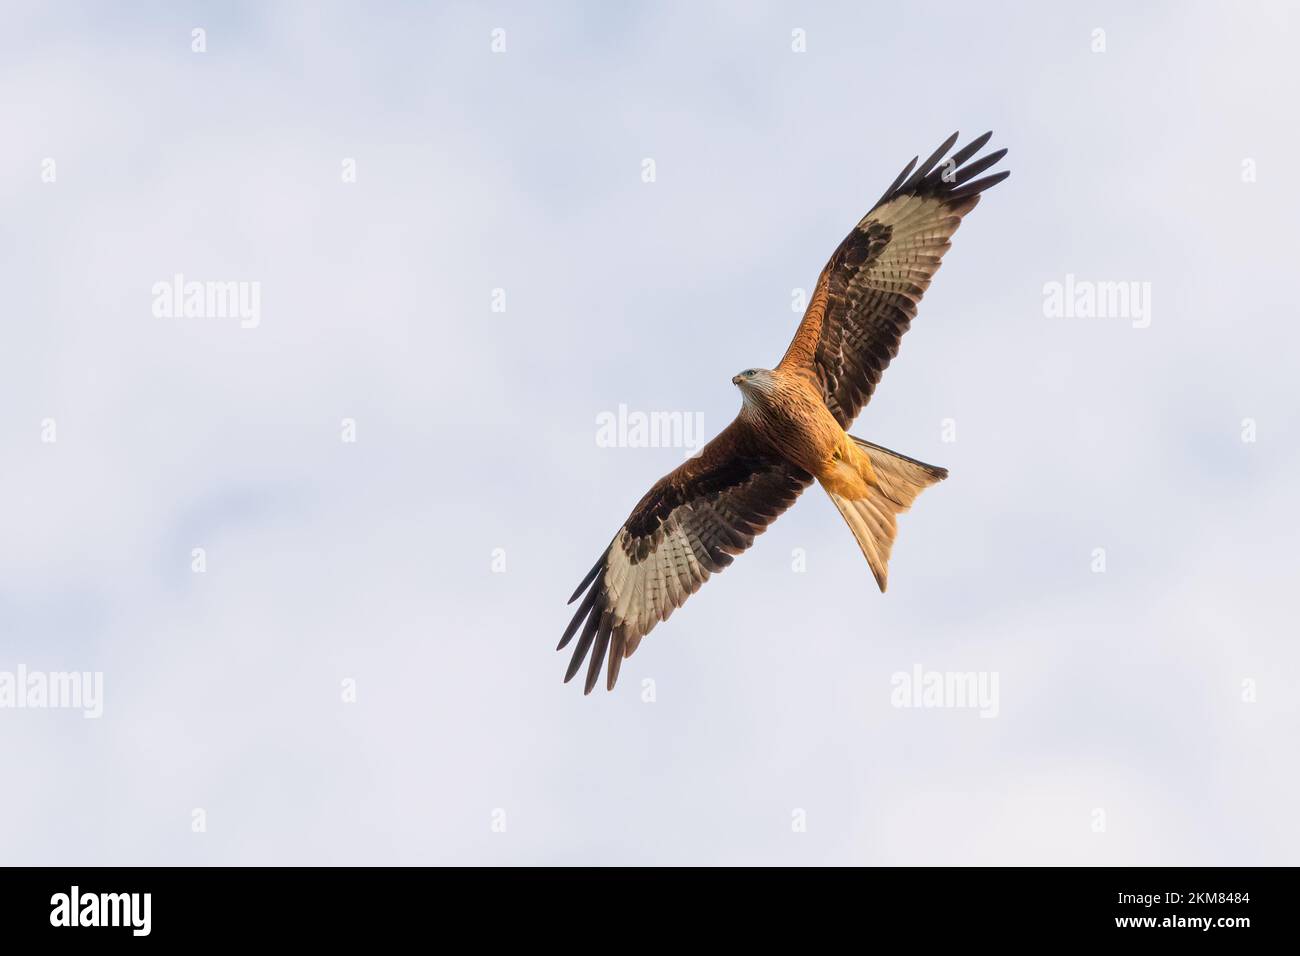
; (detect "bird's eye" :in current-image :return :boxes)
[743,369,755,377]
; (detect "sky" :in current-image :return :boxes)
[1,0,1297,865]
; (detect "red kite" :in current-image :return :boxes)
[560,132,1009,693]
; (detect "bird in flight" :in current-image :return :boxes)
[560,131,1009,693]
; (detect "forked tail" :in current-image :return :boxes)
[819,437,947,592]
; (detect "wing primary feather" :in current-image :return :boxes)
[583,612,614,695]
[606,628,627,691]
[899,131,959,193]
[945,130,994,170]
[567,553,606,604]
[947,170,1010,201]
[952,148,1007,185]
[564,607,602,683]
[557,581,600,650]
[871,156,917,210]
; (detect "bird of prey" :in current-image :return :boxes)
[560,131,1008,693]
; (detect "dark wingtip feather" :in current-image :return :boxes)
[948,169,1010,201]
[871,156,918,211]
[583,614,613,695]
[874,131,1009,210]
[557,581,600,650]
[952,147,1007,186]
[567,554,605,604]
[946,131,993,170]
[564,607,602,683]
[899,131,959,193]
[606,631,626,691]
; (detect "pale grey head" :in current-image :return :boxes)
[732,367,778,409]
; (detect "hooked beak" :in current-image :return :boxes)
[731,374,744,386]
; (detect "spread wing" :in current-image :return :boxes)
[559,418,811,693]
[778,131,1009,427]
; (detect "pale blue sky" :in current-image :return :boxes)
[1,1,1297,864]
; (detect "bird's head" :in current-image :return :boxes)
[732,367,776,400]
